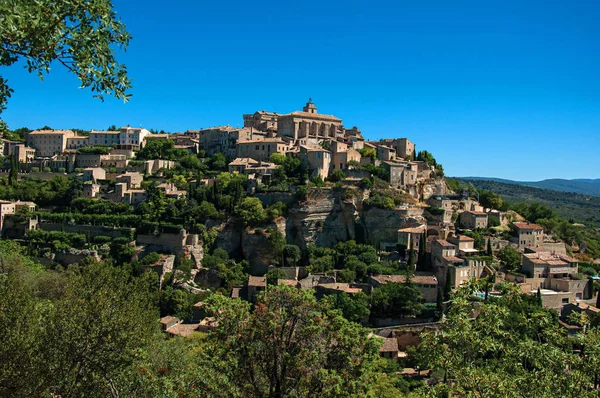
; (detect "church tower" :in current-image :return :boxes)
[302,98,317,114]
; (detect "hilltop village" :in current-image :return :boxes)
[0,100,598,379]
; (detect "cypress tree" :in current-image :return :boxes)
[408,239,415,270]
[436,287,444,319]
[443,268,452,301]
[8,152,18,187]
[417,230,426,271]
[537,287,543,307]
[486,238,493,257]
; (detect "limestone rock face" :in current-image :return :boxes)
[286,189,356,251]
[361,207,425,247]
[212,220,243,256]
[421,177,448,201]
[242,229,274,275]
[285,188,426,251]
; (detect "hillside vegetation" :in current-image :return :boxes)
[455,178,600,225]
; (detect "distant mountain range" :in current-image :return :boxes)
[460,177,600,197]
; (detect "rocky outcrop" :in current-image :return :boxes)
[242,229,275,275]
[211,220,243,256]
[420,177,448,201]
[286,188,357,251]
[361,207,425,248]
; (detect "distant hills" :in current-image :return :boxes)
[461,177,600,197]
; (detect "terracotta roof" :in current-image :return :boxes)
[464,210,487,216]
[283,111,342,122]
[28,129,74,135]
[277,279,298,287]
[229,157,260,166]
[318,283,362,294]
[513,222,544,231]
[434,240,455,247]
[398,225,426,234]
[443,256,464,262]
[248,276,266,287]
[453,235,475,242]
[160,316,179,325]
[231,287,242,299]
[371,274,438,286]
[380,337,399,352]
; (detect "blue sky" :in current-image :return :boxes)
[1,0,599,180]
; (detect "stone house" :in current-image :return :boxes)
[247,275,267,303]
[512,222,544,250]
[376,145,396,162]
[82,167,106,182]
[397,224,426,252]
[460,211,488,230]
[228,157,260,173]
[13,144,36,163]
[329,140,361,171]
[116,171,144,189]
[298,145,331,179]
[243,110,279,132]
[26,129,75,157]
[82,182,100,198]
[237,138,289,162]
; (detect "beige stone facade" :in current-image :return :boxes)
[237,138,289,162]
[13,144,36,163]
[277,100,343,142]
[460,211,488,229]
[89,130,120,146]
[26,130,75,157]
[66,136,89,150]
[512,222,544,249]
[298,145,331,179]
[243,111,278,132]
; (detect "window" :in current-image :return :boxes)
[561,298,569,304]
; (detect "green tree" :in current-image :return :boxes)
[416,231,427,271]
[417,282,599,397]
[497,246,521,272]
[234,197,266,227]
[322,291,370,323]
[268,230,286,266]
[0,0,132,114]
[328,169,346,182]
[371,281,423,319]
[266,268,287,285]
[283,244,301,267]
[199,286,380,397]
[479,190,504,210]
[269,152,287,165]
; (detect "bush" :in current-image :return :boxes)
[364,194,394,209]
[43,167,51,172]
[30,167,40,172]
[141,252,161,265]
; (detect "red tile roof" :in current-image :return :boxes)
[513,222,544,231]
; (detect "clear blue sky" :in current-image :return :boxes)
[2,0,599,181]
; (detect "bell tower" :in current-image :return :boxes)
[302,98,317,114]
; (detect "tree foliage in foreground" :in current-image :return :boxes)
[0,0,132,114]
[197,286,381,397]
[0,246,157,397]
[416,281,600,397]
